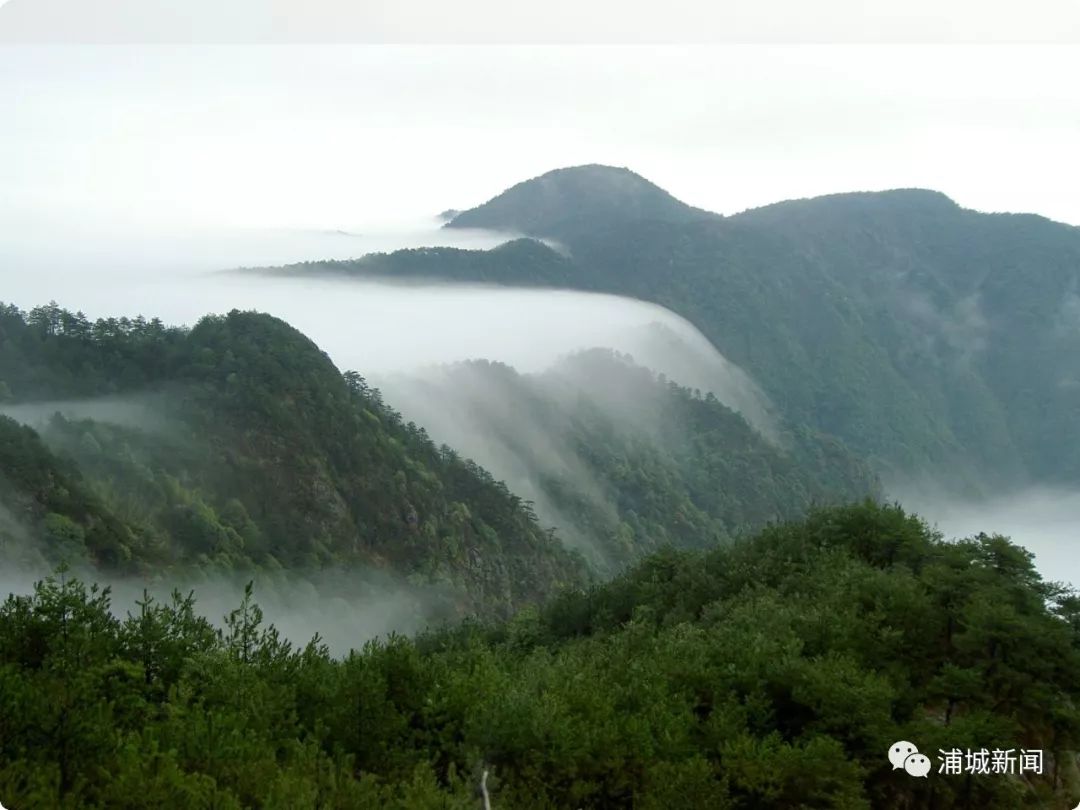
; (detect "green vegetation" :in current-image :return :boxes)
[6,173,1077,807]
[270,165,1080,489]
[1,502,1077,808]
[256,238,579,287]
[0,303,587,617]
[0,415,135,569]
[382,350,877,574]
[0,300,879,605]
[449,168,1080,489]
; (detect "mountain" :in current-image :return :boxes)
[446,164,717,241]
[377,350,878,575]
[0,302,587,617]
[0,300,876,595]
[435,167,1080,489]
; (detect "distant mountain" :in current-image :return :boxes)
[6,183,1080,810]
[446,164,717,241]
[256,237,579,287]
[435,168,1080,490]
[0,303,587,617]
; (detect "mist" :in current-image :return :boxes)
[2,215,774,428]
[0,216,516,291]
[0,214,781,642]
[0,395,170,433]
[374,358,627,569]
[0,463,458,655]
[372,346,773,571]
[3,221,1076,647]
[888,484,1080,590]
[0,553,459,657]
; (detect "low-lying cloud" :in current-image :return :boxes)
[0,395,170,432]
[1,217,780,641]
[0,556,458,657]
[888,484,1080,590]
[3,219,775,432]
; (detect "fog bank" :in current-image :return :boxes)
[0,395,170,432]
[892,486,1080,589]
[0,217,776,640]
[2,219,775,434]
[0,560,458,657]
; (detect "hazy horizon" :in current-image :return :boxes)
[3,45,1080,242]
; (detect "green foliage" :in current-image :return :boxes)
[4,170,1078,807]
[430,167,1080,488]
[262,238,581,287]
[0,415,135,566]
[0,305,587,616]
[1,503,1076,807]
[390,351,878,574]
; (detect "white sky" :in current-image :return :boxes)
[1,0,1078,43]
[2,45,1079,241]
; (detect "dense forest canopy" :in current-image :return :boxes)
[0,302,587,618]
[1,502,1078,808]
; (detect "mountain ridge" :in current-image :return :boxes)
[448,164,1078,234]
[0,303,589,616]
[333,165,1080,489]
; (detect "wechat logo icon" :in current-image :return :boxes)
[889,740,931,777]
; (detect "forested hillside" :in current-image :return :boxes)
[0,300,881,597]
[2,502,1077,808]
[6,171,1077,806]
[0,302,587,617]
[438,166,1080,488]
[378,349,878,574]
[0,415,137,569]
[253,166,1080,490]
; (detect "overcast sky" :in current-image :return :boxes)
[2,0,1078,43]
[2,45,1079,247]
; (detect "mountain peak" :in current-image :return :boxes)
[446,164,715,240]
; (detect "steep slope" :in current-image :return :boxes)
[0,415,139,569]
[0,303,587,616]
[442,168,1080,489]
[378,350,878,574]
[731,191,1080,483]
